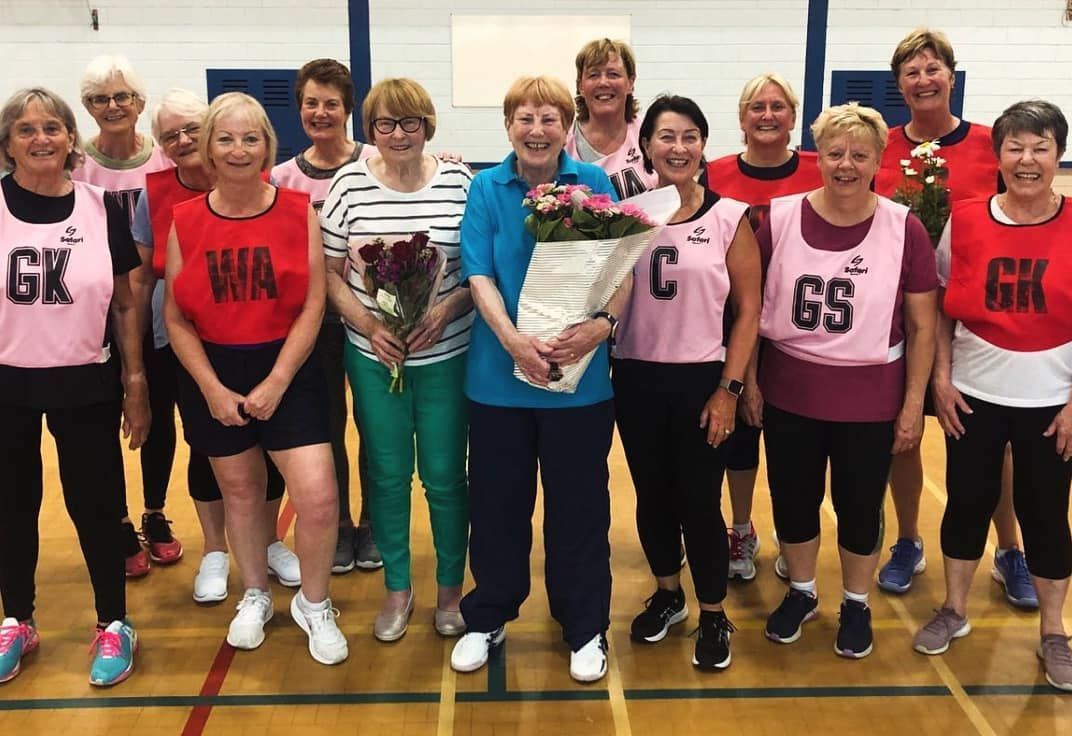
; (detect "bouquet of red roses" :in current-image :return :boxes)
[356,232,444,392]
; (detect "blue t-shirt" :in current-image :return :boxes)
[461,151,616,408]
[129,188,171,350]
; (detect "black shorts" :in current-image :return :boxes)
[176,340,329,458]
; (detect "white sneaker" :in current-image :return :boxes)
[570,634,608,683]
[267,541,301,588]
[227,589,273,649]
[290,593,349,665]
[450,627,505,673]
[193,551,229,603]
[774,555,789,580]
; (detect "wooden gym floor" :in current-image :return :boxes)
[1,414,1070,736]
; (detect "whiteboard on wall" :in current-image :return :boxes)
[451,15,632,108]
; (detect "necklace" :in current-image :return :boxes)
[997,191,1061,224]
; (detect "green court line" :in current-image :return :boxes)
[625,685,952,700]
[963,684,1062,696]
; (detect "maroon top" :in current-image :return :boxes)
[757,197,937,422]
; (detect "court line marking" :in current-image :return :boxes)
[605,636,633,736]
[436,638,456,736]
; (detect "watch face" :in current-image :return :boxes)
[723,379,744,396]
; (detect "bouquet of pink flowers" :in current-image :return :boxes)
[891,140,950,246]
[523,183,657,241]
[356,232,444,392]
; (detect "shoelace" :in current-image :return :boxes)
[142,513,175,542]
[690,615,737,640]
[89,629,123,658]
[886,540,919,573]
[644,590,682,621]
[306,607,342,635]
[922,607,963,635]
[236,592,270,615]
[0,623,31,652]
[728,529,746,559]
[1006,551,1031,581]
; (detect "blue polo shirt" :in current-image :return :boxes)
[461,151,616,408]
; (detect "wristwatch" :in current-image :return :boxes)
[718,377,745,398]
[593,311,619,343]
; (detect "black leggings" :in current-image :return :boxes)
[613,360,729,605]
[764,403,893,556]
[943,395,1072,580]
[0,400,126,623]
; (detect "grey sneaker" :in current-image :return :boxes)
[332,526,356,574]
[1037,634,1072,692]
[913,608,971,655]
[354,526,383,570]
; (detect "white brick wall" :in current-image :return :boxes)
[0,1,1068,164]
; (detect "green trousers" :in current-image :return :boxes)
[344,344,469,591]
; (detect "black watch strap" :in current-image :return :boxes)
[593,311,618,343]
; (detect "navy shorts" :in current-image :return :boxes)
[177,340,329,458]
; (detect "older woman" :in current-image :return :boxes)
[321,78,471,641]
[874,29,1031,607]
[164,93,346,664]
[0,88,148,686]
[72,54,176,578]
[450,76,623,683]
[705,73,822,581]
[914,100,1071,691]
[614,95,761,670]
[565,38,658,200]
[272,59,379,575]
[132,89,293,603]
[759,104,937,658]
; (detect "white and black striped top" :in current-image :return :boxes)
[320,157,473,366]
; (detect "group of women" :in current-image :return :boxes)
[0,27,1070,693]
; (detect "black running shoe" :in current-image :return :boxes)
[835,600,873,658]
[630,588,688,643]
[765,588,818,644]
[693,610,735,670]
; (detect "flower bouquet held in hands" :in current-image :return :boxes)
[890,140,950,246]
[356,232,445,392]
[513,183,680,392]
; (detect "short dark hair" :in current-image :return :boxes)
[638,95,709,174]
[992,99,1068,158]
[294,58,355,115]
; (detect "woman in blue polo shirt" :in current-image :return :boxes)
[450,75,627,684]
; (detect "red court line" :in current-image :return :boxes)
[180,499,297,736]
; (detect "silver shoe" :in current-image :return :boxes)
[373,591,413,642]
[434,608,466,637]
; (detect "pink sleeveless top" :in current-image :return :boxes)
[566,117,659,200]
[760,194,908,366]
[71,143,172,225]
[0,182,114,368]
[271,145,373,211]
[616,195,749,363]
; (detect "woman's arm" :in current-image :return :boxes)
[163,222,248,427]
[700,217,762,446]
[406,286,473,353]
[325,254,406,366]
[545,274,632,367]
[130,243,155,338]
[110,271,150,449]
[244,205,327,420]
[892,288,937,453]
[931,288,971,438]
[469,274,553,386]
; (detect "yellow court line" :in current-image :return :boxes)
[437,638,456,736]
[605,638,633,736]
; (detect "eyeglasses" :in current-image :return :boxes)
[372,116,424,135]
[160,124,201,146]
[85,92,138,110]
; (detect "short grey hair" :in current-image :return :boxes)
[992,100,1068,158]
[151,88,208,144]
[79,53,148,101]
[0,87,84,172]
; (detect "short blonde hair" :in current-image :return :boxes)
[0,87,84,172]
[574,38,639,123]
[503,76,575,129]
[890,28,956,78]
[151,88,207,144]
[810,102,889,155]
[361,78,436,142]
[199,92,278,173]
[738,72,800,146]
[79,54,148,101]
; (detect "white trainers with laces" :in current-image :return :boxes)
[450,627,504,672]
[267,540,301,587]
[290,593,349,665]
[728,523,761,581]
[570,634,608,683]
[193,551,229,603]
[227,589,273,649]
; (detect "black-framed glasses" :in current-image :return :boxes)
[160,124,201,146]
[372,116,424,135]
[86,92,138,110]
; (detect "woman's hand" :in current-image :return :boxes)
[508,333,554,386]
[891,405,924,454]
[121,375,151,450]
[205,383,249,427]
[932,376,971,439]
[546,319,611,367]
[367,321,407,367]
[407,302,449,353]
[1043,403,1072,461]
[740,381,763,428]
[700,390,736,447]
[244,373,288,421]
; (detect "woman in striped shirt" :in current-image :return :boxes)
[321,78,472,643]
